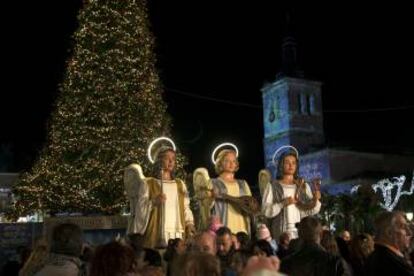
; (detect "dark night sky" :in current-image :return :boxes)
[2,2,414,185]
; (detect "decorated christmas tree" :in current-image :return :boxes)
[9,0,177,218]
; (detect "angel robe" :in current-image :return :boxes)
[209,178,252,234]
[125,172,194,248]
[262,181,321,240]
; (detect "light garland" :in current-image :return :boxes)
[7,1,176,219]
[351,171,414,211]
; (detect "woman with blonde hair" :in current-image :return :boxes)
[210,148,252,235]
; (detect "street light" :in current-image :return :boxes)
[406,212,413,221]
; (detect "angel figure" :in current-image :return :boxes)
[124,137,195,249]
[258,169,272,199]
[194,143,258,235]
[261,146,322,240]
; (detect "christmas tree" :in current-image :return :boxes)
[9,0,176,218]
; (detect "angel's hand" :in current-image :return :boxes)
[152,193,166,206]
[296,177,305,187]
[283,196,297,206]
[311,178,321,200]
[207,189,217,199]
[312,178,321,191]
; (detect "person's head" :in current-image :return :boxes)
[374,211,412,252]
[176,239,186,254]
[242,256,281,276]
[236,232,250,251]
[350,233,374,260]
[172,252,220,276]
[50,223,83,257]
[256,224,272,242]
[152,146,176,178]
[230,250,250,275]
[89,241,137,276]
[252,240,274,257]
[208,215,223,235]
[214,149,239,175]
[276,151,299,180]
[127,233,144,257]
[340,230,351,242]
[194,231,217,255]
[216,226,234,256]
[164,238,186,262]
[298,216,322,244]
[320,230,339,256]
[143,248,163,268]
[232,234,241,250]
[279,232,291,247]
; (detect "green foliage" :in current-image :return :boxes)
[320,185,382,235]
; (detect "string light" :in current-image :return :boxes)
[8,1,176,219]
[352,171,414,211]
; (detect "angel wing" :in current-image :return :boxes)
[193,167,212,230]
[124,163,151,234]
[124,163,146,199]
[193,167,212,198]
[258,169,272,197]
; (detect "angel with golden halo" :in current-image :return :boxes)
[123,137,195,249]
[261,146,322,240]
[193,143,259,235]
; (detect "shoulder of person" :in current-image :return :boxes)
[145,177,159,186]
[145,176,157,182]
[174,177,184,182]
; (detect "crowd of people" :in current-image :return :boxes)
[2,211,413,276]
[2,141,413,275]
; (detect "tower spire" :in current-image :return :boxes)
[277,10,304,79]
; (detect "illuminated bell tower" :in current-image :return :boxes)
[262,33,324,175]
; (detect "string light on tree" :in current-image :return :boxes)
[8,0,181,219]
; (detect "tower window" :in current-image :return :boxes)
[301,93,307,114]
[306,95,311,115]
[309,94,316,115]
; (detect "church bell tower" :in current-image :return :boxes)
[262,27,325,175]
